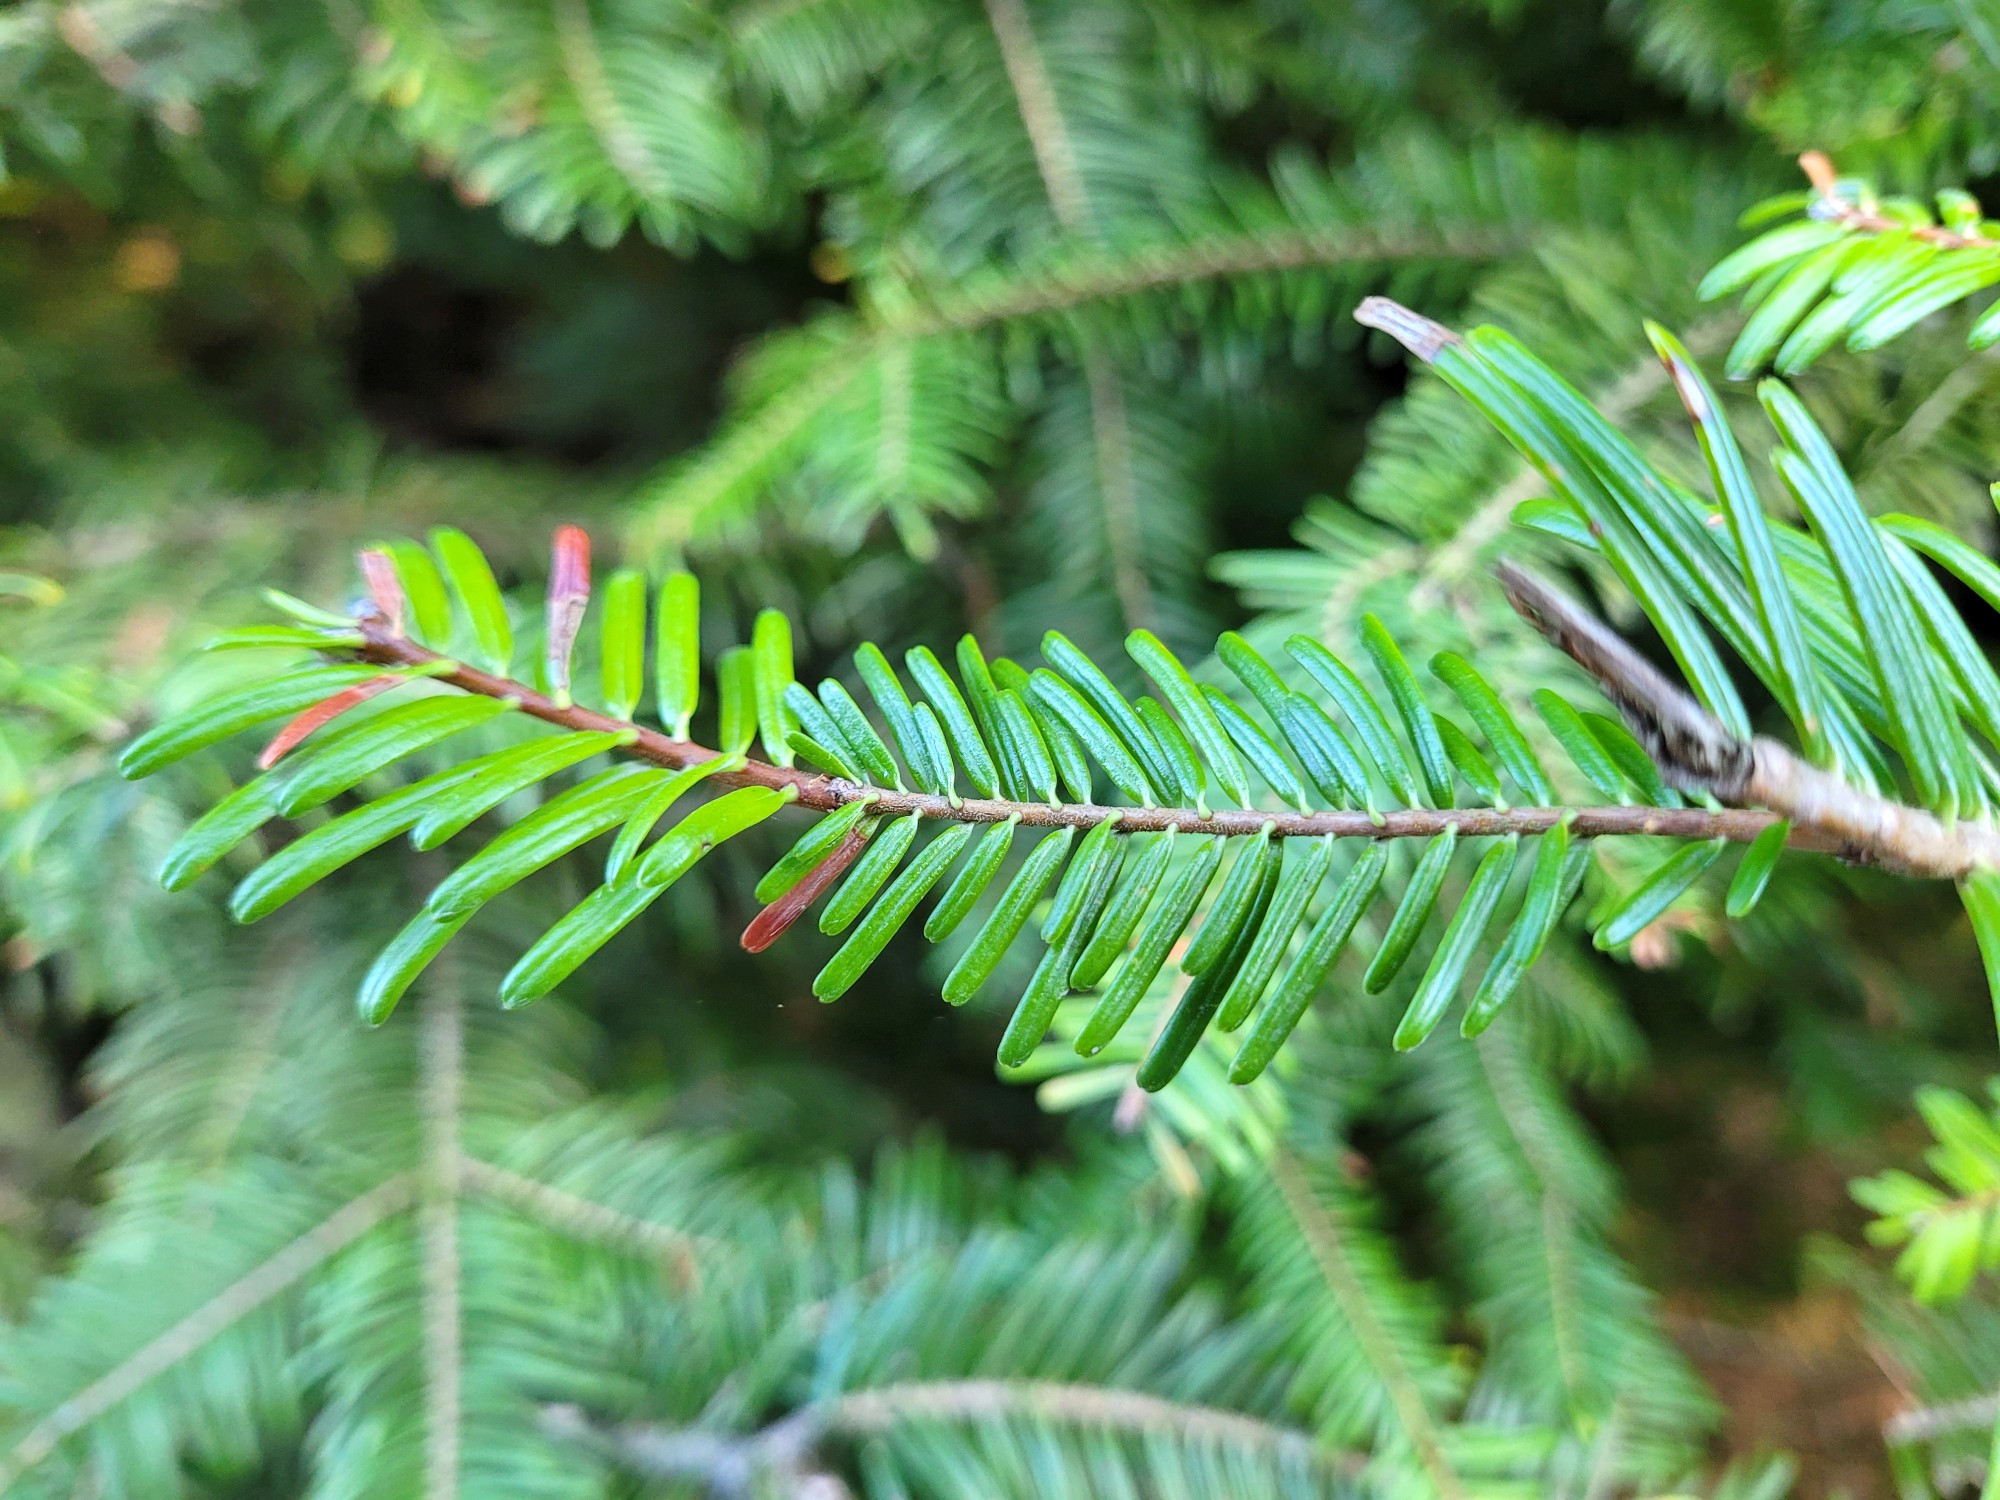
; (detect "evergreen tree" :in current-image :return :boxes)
[4,3,2000,1497]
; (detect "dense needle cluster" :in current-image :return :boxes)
[1700,152,2000,379]
[124,519,1775,1086]
[125,255,2000,1091]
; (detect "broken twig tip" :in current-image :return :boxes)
[1353,296,1460,363]
[1493,559,2000,879]
[1494,559,1754,797]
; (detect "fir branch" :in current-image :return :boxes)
[1797,151,1995,254]
[1356,291,2000,878]
[551,0,675,206]
[1871,345,2000,466]
[540,1404,791,1495]
[140,534,1834,1069]
[889,223,1504,339]
[0,1175,416,1490]
[631,220,1503,553]
[457,1156,709,1286]
[875,341,915,511]
[633,347,869,555]
[1697,151,2000,374]
[346,618,1803,850]
[1083,347,1151,630]
[1496,561,2000,878]
[1472,1030,1588,1410]
[546,1378,1366,1485]
[981,0,1092,230]
[1268,1149,1466,1500]
[189,945,299,1175]
[829,1378,1353,1461]
[1853,1083,2000,1302]
[1315,536,1424,650]
[418,977,463,1500]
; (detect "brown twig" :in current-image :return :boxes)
[1798,150,1997,253]
[1497,562,2000,879]
[348,620,1816,851]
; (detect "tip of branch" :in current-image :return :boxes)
[1353,297,1460,363]
[1798,150,1838,196]
[357,549,406,637]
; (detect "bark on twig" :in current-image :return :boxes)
[1498,561,2000,878]
[350,622,1819,851]
[1798,150,1996,252]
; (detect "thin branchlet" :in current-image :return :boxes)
[1496,562,1754,797]
[349,620,1823,852]
[1798,150,1996,253]
[1358,279,2000,882]
[541,1379,1363,1491]
[1498,562,2000,879]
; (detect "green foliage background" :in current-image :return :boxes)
[4,1,2000,1496]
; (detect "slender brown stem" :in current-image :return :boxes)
[350,622,1820,851]
[1497,561,2000,879]
[1799,150,1997,253]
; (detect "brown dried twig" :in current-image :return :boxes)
[1498,562,2000,879]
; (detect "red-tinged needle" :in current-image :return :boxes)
[259,675,401,768]
[545,524,591,703]
[740,826,871,953]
